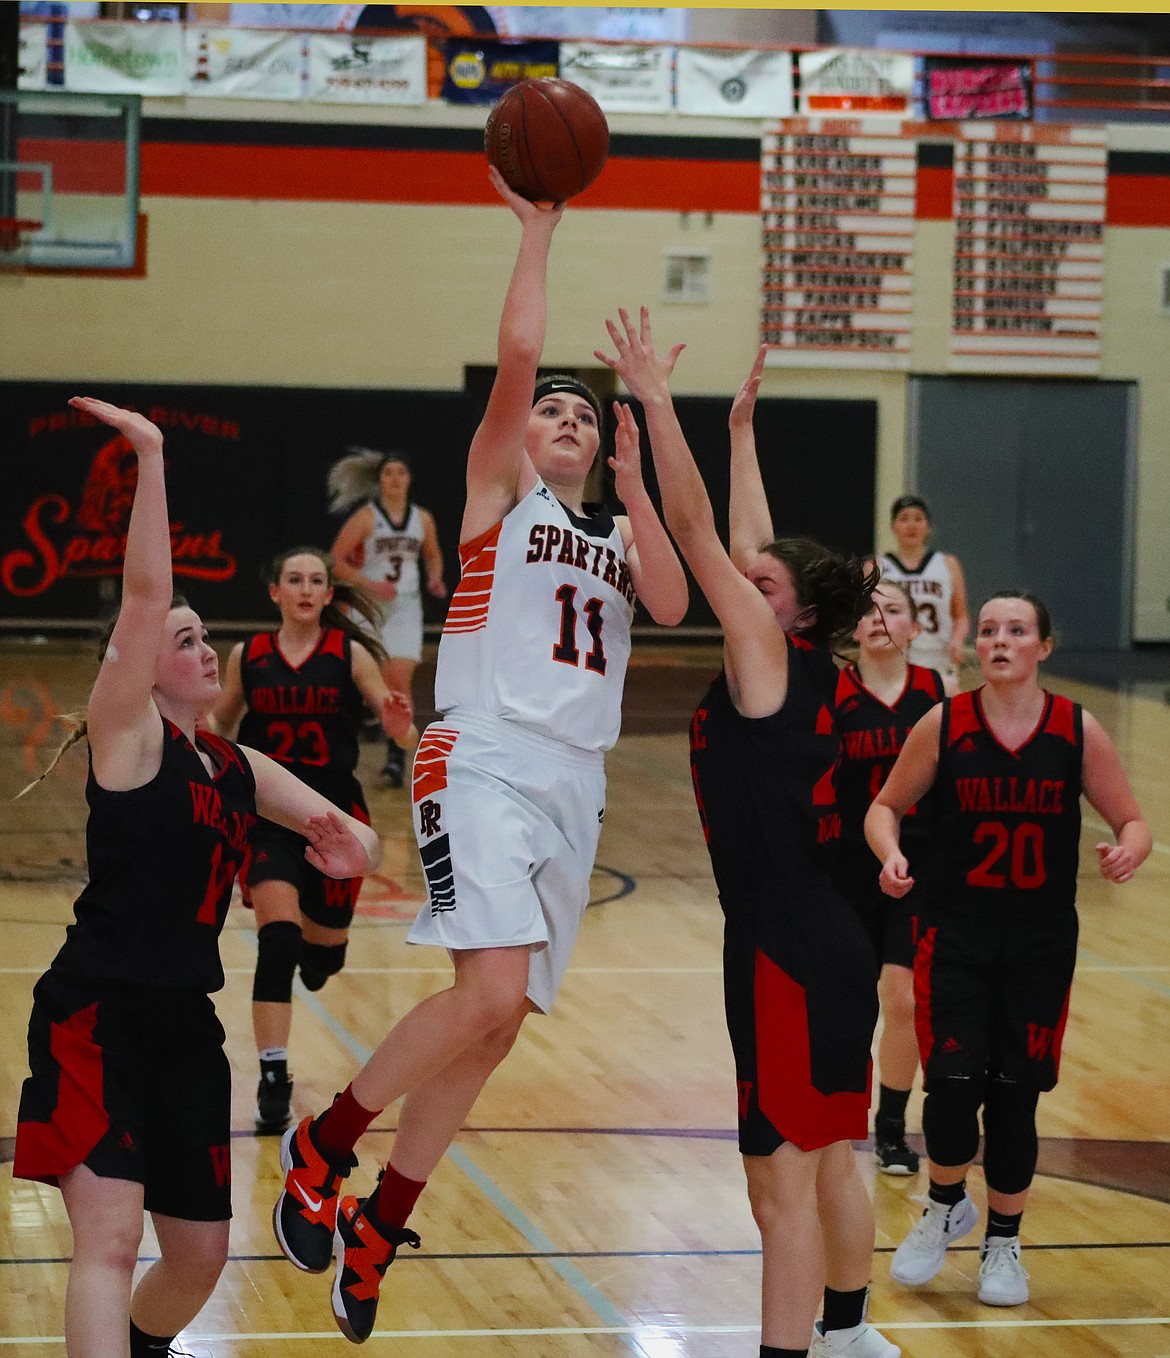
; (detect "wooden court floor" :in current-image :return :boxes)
[1,640,1168,1357]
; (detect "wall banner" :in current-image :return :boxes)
[306,34,427,104]
[559,42,673,114]
[186,28,303,101]
[440,38,558,105]
[924,57,1032,121]
[64,20,185,96]
[675,47,794,118]
[18,22,49,91]
[798,48,914,117]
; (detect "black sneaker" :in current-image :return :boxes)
[331,1183,421,1343]
[380,740,405,788]
[256,1067,293,1135]
[273,1115,358,1273]
[874,1119,920,1176]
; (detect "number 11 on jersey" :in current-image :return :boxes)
[552,585,607,675]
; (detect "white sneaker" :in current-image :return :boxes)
[978,1235,1029,1306]
[890,1193,979,1285]
[811,1320,901,1357]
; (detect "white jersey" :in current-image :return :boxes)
[880,549,955,671]
[362,502,424,598]
[436,478,635,753]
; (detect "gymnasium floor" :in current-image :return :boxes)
[1,639,1168,1356]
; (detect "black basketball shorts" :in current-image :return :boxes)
[723,878,878,1156]
[243,792,369,929]
[15,971,232,1220]
[913,906,1078,1093]
[831,840,922,969]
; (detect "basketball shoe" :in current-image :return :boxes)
[256,1063,293,1135]
[273,1115,357,1272]
[978,1236,1029,1306]
[890,1192,978,1285]
[874,1117,920,1176]
[332,1179,421,1343]
[811,1321,901,1357]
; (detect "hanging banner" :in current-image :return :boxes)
[229,3,364,28]
[64,20,185,96]
[186,28,302,100]
[924,57,1032,121]
[676,47,793,118]
[440,38,558,105]
[307,33,426,105]
[18,22,49,91]
[798,48,914,117]
[559,42,672,114]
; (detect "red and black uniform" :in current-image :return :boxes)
[15,720,256,1219]
[830,663,945,966]
[914,688,1084,1092]
[690,635,878,1156]
[238,628,369,927]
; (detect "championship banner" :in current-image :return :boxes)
[64,20,185,96]
[675,47,794,118]
[559,42,672,114]
[924,57,1032,121]
[186,28,303,101]
[18,22,49,91]
[798,48,914,117]
[440,39,558,106]
[307,34,426,105]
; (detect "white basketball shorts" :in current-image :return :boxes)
[408,708,606,1014]
[379,592,424,663]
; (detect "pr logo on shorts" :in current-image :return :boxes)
[418,799,442,838]
[1027,1023,1055,1060]
[941,1037,962,1054]
[736,1079,753,1121]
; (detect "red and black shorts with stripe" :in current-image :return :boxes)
[723,877,878,1156]
[242,792,369,930]
[913,906,1078,1093]
[14,971,232,1221]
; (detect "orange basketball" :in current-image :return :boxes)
[484,78,610,203]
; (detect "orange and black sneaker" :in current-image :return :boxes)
[331,1185,421,1343]
[273,1115,357,1273]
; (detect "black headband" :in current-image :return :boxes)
[532,375,603,425]
[890,494,930,521]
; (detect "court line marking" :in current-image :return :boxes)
[6,1239,1170,1266]
[4,1317,1170,1343]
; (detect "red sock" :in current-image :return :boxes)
[314,1084,379,1159]
[376,1164,427,1229]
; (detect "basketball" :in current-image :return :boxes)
[484,78,610,203]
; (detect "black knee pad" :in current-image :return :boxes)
[922,1073,986,1168]
[252,920,302,1003]
[300,941,347,993]
[981,1077,1040,1195]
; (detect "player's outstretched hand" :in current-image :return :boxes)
[595,306,686,404]
[68,397,163,459]
[729,345,767,432]
[304,811,373,878]
[428,577,448,600]
[1096,840,1138,884]
[369,579,397,603]
[381,690,414,744]
[879,852,914,898]
[608,401,647,505]
[487,164,565,226]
